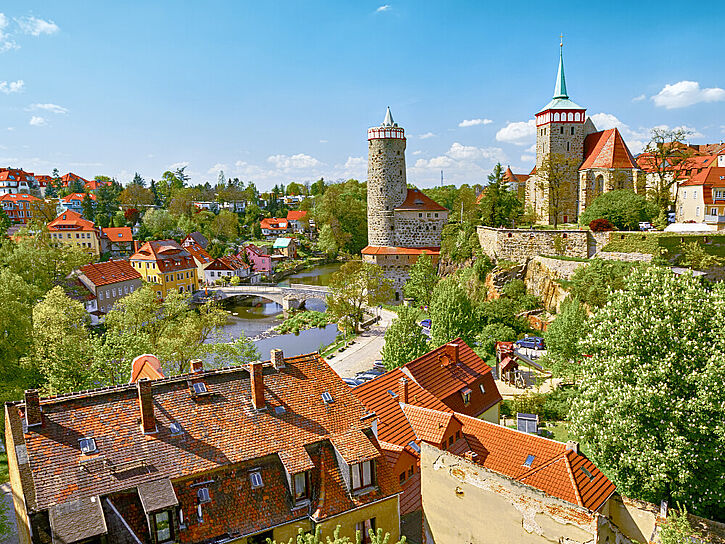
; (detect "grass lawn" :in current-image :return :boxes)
[602,232,725,259]
[546,421,570,442]
[0,452,8,484]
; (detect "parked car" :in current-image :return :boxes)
[639,222,653,231]
[515,336,546,350]
[343,378,363,387]
[373,360,386,370]
[355,372,380,382]
[366,367,385,376]
[420,318,432,328]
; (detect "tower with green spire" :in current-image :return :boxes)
[527,39,588,225]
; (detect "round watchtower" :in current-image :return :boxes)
[367,107,407,247]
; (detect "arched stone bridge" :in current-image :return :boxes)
[196,283,330,310]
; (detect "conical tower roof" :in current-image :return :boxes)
[382,106,395,127]
[553,41,568,99]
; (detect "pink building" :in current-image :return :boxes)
[243,243,272,274]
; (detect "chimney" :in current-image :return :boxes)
[565,441,579,455]
[138,378,156,434]
[446,343,460,364]
[190,359,204,373]
[271,349,285,370]
[133,240,140,253]
[24,390,42,427]
[250,361,265,410]
[398,377,409,404]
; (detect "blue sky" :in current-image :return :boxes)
[1,1,724,189]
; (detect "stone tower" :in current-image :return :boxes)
[528,41,587,224]
[367,107,407,246]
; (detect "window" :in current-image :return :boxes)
[112,288,116,297]
[79,437,97,454]
[479,384,485,394]
[408,465,414,478]
[560,126,564,135]
[153,511,173,543]
[461,388,472,405]
[99,292,104,301]
[566,142,570,152]
[293,471,308,501]
[696,207,700,217]
[693,190,698,200]
[356,518,376,544]
[250,470,264,488]
[197,487,211,503]
[455,430,461,441]
[712,208,717,216]
[351,460,375,490]
[192,382,208,394]
[580,466,594,481]
[448,435,454,447]
[683,190,687,199]
[523,454,535,468]
[570,126,574,135]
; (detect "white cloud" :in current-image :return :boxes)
[412,150,422,155]
[376,5,391,12]
[267,153,322,170]
[0,13,17,52]
[419,132,435,139]
[410,142,506,186]
[0,79,24,94]
[446,142,504,162]
[520,154,535,163]
[16,16,59,36]
[319,139,328,143]
[632,94,646,102]
[344,156,365,170]
[495,120,536,146]
[651,80,725,109]
[168,161,189,171]
[458,118,493,128]
[28,103,67,114]
[207,163,228,175]
[29,116,46,126]
[7,127,14,131]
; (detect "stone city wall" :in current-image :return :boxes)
[394,210,447,247]
[477,226,593,263]
[596,251,654,263]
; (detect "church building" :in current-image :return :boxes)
[362,108,448,300]
[523,43,641,224]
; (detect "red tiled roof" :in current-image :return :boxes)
[130,240,196,273]
[453,413,616,512]
[260,218,288,230]
[395,188,448,212]
[78,260,141,287]
[60,172,90,184]
[61,192,96,203]
[400,404,455,445]
[402,339,502,417]
[205,254,249,271]
[399,471,421,515]
[0,168,35,182]
[286,210,308,221]
[184,242,213,264]
[102,227,133,242]
[361,246,441,256]
[130,354,164,383]
[13,352,399,521]
[0,193,39,203]
[580,128,638,170]
[47,210,97,233]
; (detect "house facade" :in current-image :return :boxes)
[0,169,37,195]
[184,242,214,283]
[76,260,143,316]
[5,350,401,544]
[130,240,199,298]
[273,237,297,259]
[47,210,102,257]
[260,218,289,238]
[286,210,308,233]
[100,226,135,257]
[244,244,273,275]
[674,157,725,227]
[203,254,250,284]
[58,192,96,217]
[0,193,40,224]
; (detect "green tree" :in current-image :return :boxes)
[142,208,177,239]
[429,276,474,345]
[207,209,239,241]
[132,172,146,187]
[94,182,121,228]
[478,163,523,227]
[271,525,405,544]
[543,297,587,381]
[659,505,699,544]
[0,208,10,237]
[316,223,341,257]
[31,286,94,394]
[440,221,479,263]
[381,305,429,369]
[81,192,96,221]
[327,261,393,332]
[204,334,259,368]
[313,179,367,254]
[0,269,39,383]
[403,253,439,307]
[568,259,635,308]
[475,323,517,360]
[579,190,651,230]
[310,177,326,196]
[570,267,725,519]
[644,127,694,216]
[120,183,154,209]
[91,330,153,386]
[680,241,725,270]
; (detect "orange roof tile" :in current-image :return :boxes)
[286,210,308,221]
[0,193,40,203]
[361,246,441,256]
[184,242,213,264]
[130,240,196,273]
[61,192,96,203]
[395,188,448,212]
[260,218,288,230]
[102,227,133,242]
[47,210,97,233]
[78,260,141,287]
[400,404,455,445]
[580,128,638,170]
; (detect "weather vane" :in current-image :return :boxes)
[560,33,564,47]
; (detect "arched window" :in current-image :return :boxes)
[554,113,560,122]
[568,112,573,121]
[574,112,580,121]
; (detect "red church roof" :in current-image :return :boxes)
[580,128,638,171]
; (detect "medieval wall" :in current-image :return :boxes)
[362,252,431,301]
[393,210,447,247]
[477,226,593,263]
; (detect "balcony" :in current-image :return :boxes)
[704,214,725,224]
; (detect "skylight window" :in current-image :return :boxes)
[170,422,183,435]
[523,454,535,468]
[197,487,210,503]
[274,406,286,415]
[79,437,97,455]
[408,441,421,454]
[580,466,594,481]
[387,389,398,398]
[250,470,264,489]
[321,392,334,404]
[192,382,208,394]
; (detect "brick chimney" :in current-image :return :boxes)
[398,377,409,404]
[271,349,285,370]
[190,359,204,373]
[446,343,460,364]
[250,361,265,410]
[133,240,140,253]
[138,378,156,434]
[565,441,579,455]
[24,389,42,427]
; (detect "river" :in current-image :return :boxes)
[215,262,343,358]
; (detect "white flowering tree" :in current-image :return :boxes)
[570,266,725,520]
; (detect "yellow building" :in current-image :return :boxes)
[130,239,199,298]
[47,209,102,257]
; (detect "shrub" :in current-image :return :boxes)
[589,218,614,232]
[579,190,651,230]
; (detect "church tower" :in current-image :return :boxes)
[367,107,407,246]
[530,41,586,224]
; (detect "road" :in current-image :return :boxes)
[326,308,397,378]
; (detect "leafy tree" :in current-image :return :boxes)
[94,182,121,228]
[313,179,367,254]
[316,223,341,257]
[570,267,725,519]
[568,259,635,308]
[644,128,694,216]
[381,305,429,369]
[659,505,698,544]
[31,286,94,394]
[478,163,523,227]
[579,190,651,230]
[310,177,326,196]
[252,221,262,239]
[124,207,140,225]
[132,172,146,187]
[208,209,239,241]
[150,178,161,206]
[680,241,725,270]
[168,187,198,217]
[286,182,303,195]
[142,208,178,239]
[327,261,393,332]
[535,154,580,226]
[271,525,406,544]
[91,330,152,386]
[543,297,587,381]
[120,183,154,209]
[440,221,479,263]
[157,169,187,204]
[0,208,10,236]
[0,269,39,381]
[204,334,259,369]
[30,198,61,225]
[403,253,438,307]
[475,322,516,359]
[429,276,474,345]
[81,192,96,221]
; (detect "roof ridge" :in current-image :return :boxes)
[454,412,570,447]
[563,450,585,507]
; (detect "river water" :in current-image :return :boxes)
[215,263,343,358]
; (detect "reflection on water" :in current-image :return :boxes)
[277,262,342,287]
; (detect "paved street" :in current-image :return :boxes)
[326,308,396,378]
